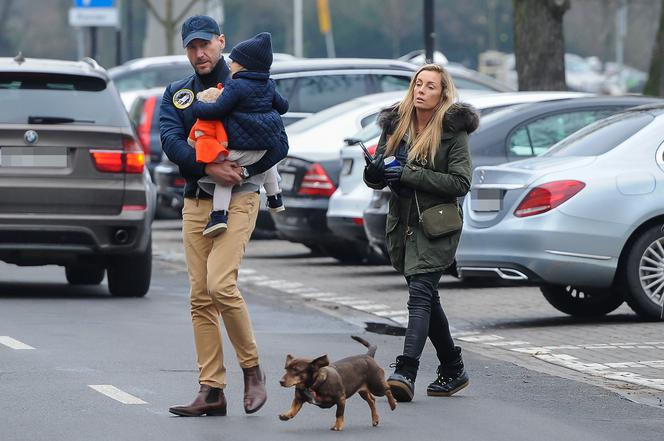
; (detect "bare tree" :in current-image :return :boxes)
[645,0,664,96]
[142,0,201,55]
[513,0,570,90]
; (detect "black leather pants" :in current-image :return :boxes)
[402,271,456,364]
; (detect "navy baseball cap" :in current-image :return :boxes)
[181,15,221,48]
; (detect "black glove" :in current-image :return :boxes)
[384,165,404,185]
[364,153,384,183]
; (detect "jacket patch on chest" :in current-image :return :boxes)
[173,89,194,109]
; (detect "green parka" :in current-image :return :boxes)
[364,103,479,276]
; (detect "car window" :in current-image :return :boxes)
[290,74,370,113]
[544,112,654,157]
[351,119,382,143]
[274,77,297,100]
[451,77,493,91]
[375,74,411,92]
[360,112,379,128]
[0,73,129,127]
[111,65,193,92]
[286,99,361,134]
[507,109,618,157]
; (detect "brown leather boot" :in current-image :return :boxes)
[169,385,227,417]
[242,365,267,414]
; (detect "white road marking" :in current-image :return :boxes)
[299,292,338,298]
[353,304,391,311]
[458,334,504,343]
[88,385,147,405]
[0,336,34,350]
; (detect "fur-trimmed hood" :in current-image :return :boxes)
[377,102,480,136]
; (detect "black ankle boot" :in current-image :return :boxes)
[427,347,469,397]
[387,355,419,402]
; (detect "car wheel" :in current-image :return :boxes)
[107,239,152,297]
[623,224,664,320]
[540,284,624,317]
[65,264,105,285]
[321,242,369,264]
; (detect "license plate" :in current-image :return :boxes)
[341,158,353,176]
[0,147,67,168]
[280,172,295,191]
[471,188,503,212]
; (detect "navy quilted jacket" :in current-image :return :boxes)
[191,70,289,177]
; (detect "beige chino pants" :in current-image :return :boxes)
[181,192,260,388]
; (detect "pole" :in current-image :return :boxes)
[616,0,628,89]
[76,28,85,60]
[424,0,434,63]
[90,26,98,60]
[294,0,303,57]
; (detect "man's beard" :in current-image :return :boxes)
[195,51,222,75]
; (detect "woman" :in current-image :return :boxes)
[363,63,478,402]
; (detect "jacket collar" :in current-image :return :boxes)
[232,70,270,81]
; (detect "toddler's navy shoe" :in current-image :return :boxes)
[203,210,228,238]
[267,193,285,213]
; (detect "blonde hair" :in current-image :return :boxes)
[385,64,457,164]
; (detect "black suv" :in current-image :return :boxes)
[0,55,155,297]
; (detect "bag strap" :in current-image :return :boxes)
[413,190,422,223]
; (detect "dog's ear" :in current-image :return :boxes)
[284,354,293,368]
[311,355,329,371]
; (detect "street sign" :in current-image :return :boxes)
[69,0,118,27]
[73,0,114,7]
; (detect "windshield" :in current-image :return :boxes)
[0,73,129,127]
[111,64,194,93]
[543,112,654,157]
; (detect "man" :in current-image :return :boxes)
[160,15,285,417]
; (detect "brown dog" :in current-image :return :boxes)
[278,335,397,431]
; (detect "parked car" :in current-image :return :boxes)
[0,55,155,297]
[108,55,193,111]
[456,103,664,320]
[128,87,164,179]
[109,53,298,110]
[363,95,661,262]
[273,91,411,261]
[399,49,515,92]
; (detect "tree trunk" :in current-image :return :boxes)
[644,0,664,96]
[513,0,570,91]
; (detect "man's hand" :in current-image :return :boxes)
[205,161,243,186]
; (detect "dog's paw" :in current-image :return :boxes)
[278,413,291,421]
[330,426,343,431]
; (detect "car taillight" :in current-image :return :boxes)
[137,96,157,154]
[514,180,585,218]
[367,144,377,156]
[297,162,336,197]
[90,137,145,174]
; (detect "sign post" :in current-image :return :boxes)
[68,0,119,62]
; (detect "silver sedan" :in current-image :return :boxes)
[457,104,664,320]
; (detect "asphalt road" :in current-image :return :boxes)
[1,252,664,441]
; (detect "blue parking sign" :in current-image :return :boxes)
[73,0,114,7]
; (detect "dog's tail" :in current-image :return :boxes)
[351,335,376,358]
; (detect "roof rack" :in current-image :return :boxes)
[80,57,101,70]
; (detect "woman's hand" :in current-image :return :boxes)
[384,165,404,185]
[364,153,385,182]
